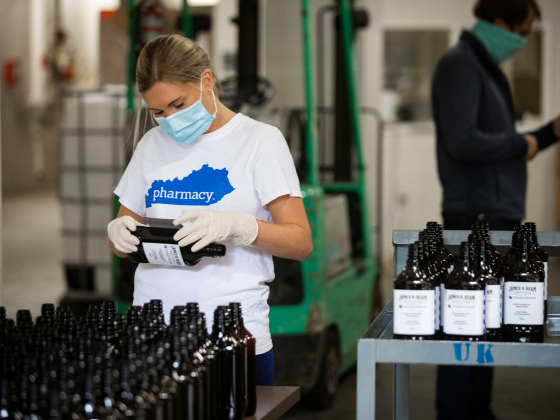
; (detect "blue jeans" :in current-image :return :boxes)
[256,348,274,386]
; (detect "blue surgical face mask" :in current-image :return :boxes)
[155,78,218,145]
[471,19,527,64]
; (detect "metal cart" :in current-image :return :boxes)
[357,230,560,420]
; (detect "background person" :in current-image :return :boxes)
[431,0,560,418]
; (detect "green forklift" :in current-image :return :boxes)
[116,0,380,408]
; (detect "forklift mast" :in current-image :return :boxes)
[236,0,259,103]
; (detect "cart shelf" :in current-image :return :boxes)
[357,230,560,420]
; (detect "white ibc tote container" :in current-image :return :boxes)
[59,85,128,296]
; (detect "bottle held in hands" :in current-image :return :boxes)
[127,219,226,267]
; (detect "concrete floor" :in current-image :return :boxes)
[2,189,560,419]
[2,189,66,319]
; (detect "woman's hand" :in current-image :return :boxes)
[107,215,145,253]
[173,210,259,252]
[173,196,312,261]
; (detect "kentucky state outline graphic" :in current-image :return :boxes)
[145,164,235,208]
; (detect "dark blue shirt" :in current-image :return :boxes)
[432,31,556,220]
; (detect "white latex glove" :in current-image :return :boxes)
[107,216,146,253]
[173,210,259,252]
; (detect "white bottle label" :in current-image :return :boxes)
[504,281,544,325]
[435,286,441,330]
[393,290,436,336]
[485,285,502,329]
[544,262,548,301]
[444,289,485,336]
[440,284,446,327]
[142,242,186,266]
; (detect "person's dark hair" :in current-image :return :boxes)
[474,0,541,28]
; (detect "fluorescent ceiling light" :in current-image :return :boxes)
[188,0,220,6]
[164,0,219,7]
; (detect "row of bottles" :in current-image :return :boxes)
[393,221,548,343]
[0,299,256,420]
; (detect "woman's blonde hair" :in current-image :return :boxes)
[131,35,219,148]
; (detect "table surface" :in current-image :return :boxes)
[245,386,300,420]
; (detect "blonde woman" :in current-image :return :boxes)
[107,35,313,385]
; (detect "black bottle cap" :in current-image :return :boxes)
[16,309,32,326]
[525,222,537,236]
[408,242,420,260]
[102,301,117,319]
[149,299,163,309]
[41,303,55,317]
[186,302,199,319]
[142,302,151,318]
[510,225,524,246]
[196,313,207,338]
[205,243,226,257]
[229,302,242,320]
[0,307,5,322]
[213,306,228,331]
[86,310,100,329]
[517,227,529,252]
[126,305,142,326]
[169,307,183,327]
[172,305,187,323]
[149,300,164,323]
[458,242,469,260]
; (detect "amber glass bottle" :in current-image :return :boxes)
[443,242,486,341]
[472,235,502,341]
[502,228,545,343]
[128,223,225,267]
[393,242,436,340]
[229,303,256,417]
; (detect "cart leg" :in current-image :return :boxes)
[357,341,376,420]
[393,363,410,420]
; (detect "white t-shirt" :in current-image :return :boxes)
[114,113,302,354]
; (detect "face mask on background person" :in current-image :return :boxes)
[155,78,218,145]
[471,19,528,64]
